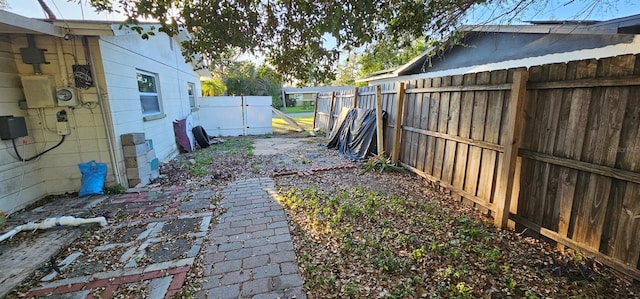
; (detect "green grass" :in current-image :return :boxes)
[272,115,314,134]
[281,106,315,114]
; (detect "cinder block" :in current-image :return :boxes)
[126,164,150,179]
[149,158,159,171]
[150,168,160,180]
[124,155,148,168]
[146,149,156,161]
[121,133,146,146]
[122,143,147,157]
[128,176,150,187]
[145,139,154,151]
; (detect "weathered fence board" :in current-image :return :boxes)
[515,55,640,279]
[315,92,332,132]
[314,54,640,280]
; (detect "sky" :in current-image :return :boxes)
[4,0,640,64]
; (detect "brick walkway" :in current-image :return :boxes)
[198,178,306,299]
[17,186,212,299]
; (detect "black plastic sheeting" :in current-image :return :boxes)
[327,108,386,161]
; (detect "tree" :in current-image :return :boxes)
[332,52,360,86]
[201,78,226,96]
[221,61,284,106]
[225,61,258,96]
[82,0,616,83]
[357,38,430,78]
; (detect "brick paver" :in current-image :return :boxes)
[11,177,305,299]
[202,178,306,299]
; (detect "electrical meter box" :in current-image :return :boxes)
[56,88,78,107]
[0,115,28,140]
[20,75,56,108]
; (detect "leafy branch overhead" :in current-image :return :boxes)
[83,0,614,82]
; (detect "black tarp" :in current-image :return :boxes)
[327,108,386,161]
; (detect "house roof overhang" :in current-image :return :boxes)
[50,20,116,36]
[0,10,64,36]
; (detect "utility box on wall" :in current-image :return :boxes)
[20,75,56,108]
[0,116,28,140]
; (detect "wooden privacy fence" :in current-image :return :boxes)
[314,88,357,132]
[314,54,640,280]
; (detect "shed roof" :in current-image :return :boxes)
[282,86,355,94]
[357,13,640,83]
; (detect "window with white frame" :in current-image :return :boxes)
[187,82,196,109]
[137,71,161,115]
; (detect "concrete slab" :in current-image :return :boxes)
[253,138,314,155]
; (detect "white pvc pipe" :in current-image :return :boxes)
[0,216,107,243]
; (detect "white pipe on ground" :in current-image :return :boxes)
[0,216,107,243]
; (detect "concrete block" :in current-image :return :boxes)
[120,133,145,146]
[124,155,148,168]
[150,168,160,180]
[126,164,150,179]
[146,148,156,161]
[122,143,147,157]
[129,177,149,188]
[146,139,154,151]
[149,158,160,171]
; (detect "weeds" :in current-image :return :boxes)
[360,154,402,173]
[277,180,609,298]
[104,184,126,195]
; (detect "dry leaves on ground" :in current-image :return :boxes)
[275,163,640,298]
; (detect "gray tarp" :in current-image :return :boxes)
[327,108,386,161]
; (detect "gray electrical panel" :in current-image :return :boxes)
[0,115,28,140]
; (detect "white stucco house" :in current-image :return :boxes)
[0,10,210,214]
[357,14,640,85]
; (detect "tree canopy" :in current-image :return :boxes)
[82,0,615,83]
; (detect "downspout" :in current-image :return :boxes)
[85,36,125,185]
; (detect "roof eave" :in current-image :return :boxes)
[0,10,64,37]
[458,24,617,35]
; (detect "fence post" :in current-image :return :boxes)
[494,70,528,228]
[353,87,359,109]
[375,85,385,155]
[328,92,336,132]
[313,93,319,129]
[391,82,406,163]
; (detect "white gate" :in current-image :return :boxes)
[243,96,273,135]
[198,96,272,136]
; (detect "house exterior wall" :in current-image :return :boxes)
[1,34,113,214]
[0,34,47,214]
[97,30,201,183]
